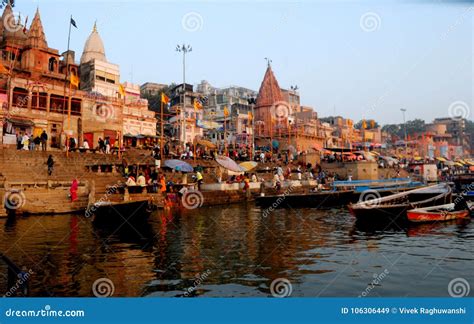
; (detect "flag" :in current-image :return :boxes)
[70,17,77,28]
[0,64,9,75]
[248,111,253,121]
[23,16,28,33]
[118,84,125,97]
[223,106,229,117]
[70,73,79,88]
[362,120,367,129]
[193,98,202,111]
[161,93,170,105]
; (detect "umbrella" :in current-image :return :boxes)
[215,156,243,172]
[197,139,216,149]
[164,159,194,173]
[239,161,258,172]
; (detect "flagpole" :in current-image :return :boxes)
[63,15,73,157]
[160,97,164,159]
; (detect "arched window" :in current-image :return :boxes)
[48,58,57,72]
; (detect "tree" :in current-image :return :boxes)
[141,83,175,114]
[354,119,379,130]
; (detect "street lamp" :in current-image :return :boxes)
[401,108,407,156]
[247,97,257,159]
[176,44,192,146]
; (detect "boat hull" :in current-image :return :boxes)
[256,190,354,209]
[91,200,151,224]
[349,192,452,222]
[407,209,470,223]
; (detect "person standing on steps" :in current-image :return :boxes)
[47,155,54,176]
[40,130,48,151]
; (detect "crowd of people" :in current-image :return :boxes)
[15,130,48,151]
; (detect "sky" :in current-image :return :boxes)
[10,0,474,124]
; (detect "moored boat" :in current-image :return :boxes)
[407,202,472,223]
[256,190,355,209]
[88,198,152,224]
[348,184,452,221]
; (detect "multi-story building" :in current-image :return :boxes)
[140,82,168,96]
[0,4,156,149]
[168,83,203,145]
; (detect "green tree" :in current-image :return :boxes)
[354,119,380,130]
[141,83,175,114]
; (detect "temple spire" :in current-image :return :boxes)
[27,8,48,48]
[255,63,283,108]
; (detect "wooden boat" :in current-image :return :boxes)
[256,181,425,210]
[256,190,355,209]
[348,184,452,221]
[407,202,472,223]
[88,198,152,224]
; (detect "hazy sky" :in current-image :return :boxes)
[13,0,474,124]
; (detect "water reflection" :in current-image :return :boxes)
[0,203,472,297]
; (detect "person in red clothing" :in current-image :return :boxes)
[70,179,78,202]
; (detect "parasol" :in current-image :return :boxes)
[239,161,258,172]
[197,139,217,149]
[215,156,243,172]
[164,159,194,173]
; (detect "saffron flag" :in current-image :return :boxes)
[248,111,253,121]
[161,93,170,105]
[223,106,229,117]
[0,64,9,75]
[118,84,126,97]
[194,98,203,111]
[70,73,79,88]
[362,120,367,129]
[70,17,77,28]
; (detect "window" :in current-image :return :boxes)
[12,87,28,108]
[50,94,66,113]
[48,58,57,72]
[32,92,47,110]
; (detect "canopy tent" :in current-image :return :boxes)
[436,157,447,162]
[215,156,243,172]
[164,159,194,173]
[239,161,258,172]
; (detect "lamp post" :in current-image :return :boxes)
[176,44,192,148]
[247,97,257,160]
[290,85,298,146]
[401,108,407,157]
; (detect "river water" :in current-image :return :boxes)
[0,204,472,297]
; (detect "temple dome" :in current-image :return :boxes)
[80,23,106,64]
